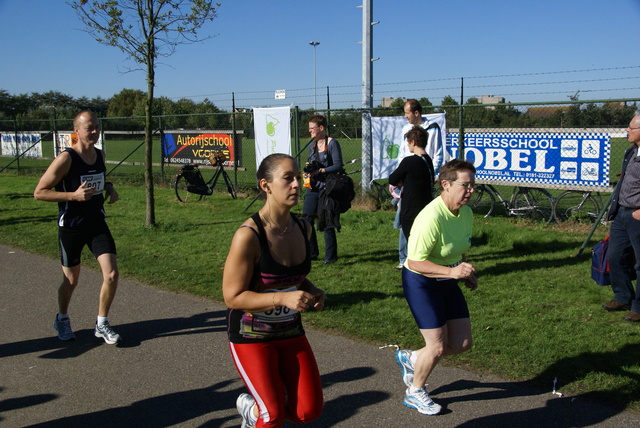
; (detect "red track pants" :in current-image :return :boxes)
[229,335,323,427]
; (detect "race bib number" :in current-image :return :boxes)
[240,286,302,339]
[252,286,299,320]
[80,173,105,194]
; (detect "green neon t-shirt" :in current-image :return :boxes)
[406,196,472,270]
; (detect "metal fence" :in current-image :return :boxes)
[2,98,638,222]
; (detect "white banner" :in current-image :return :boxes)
[56,132,104,153]
[253,106,291,170]
[371,113,447,180]
[1,132,42,157]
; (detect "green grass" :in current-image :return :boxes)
[2,166,640,413]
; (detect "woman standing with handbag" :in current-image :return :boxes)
[301,114,344,264]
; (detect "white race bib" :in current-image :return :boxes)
[80,173,105,194]
[253,286,300,320]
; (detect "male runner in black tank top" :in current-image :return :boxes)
[34,110,122,345]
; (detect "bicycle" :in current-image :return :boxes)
[369,179,392,208]
[553,183,615,223]
[174,150,237,202]
[469,183,555,223]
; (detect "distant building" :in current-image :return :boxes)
[604,101,626,109]
[381,97,405,108]
[479,95,506,110]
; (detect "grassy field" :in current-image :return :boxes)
[1,170,639,413]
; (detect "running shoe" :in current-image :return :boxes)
[54,315,76,341]
[395,349,415,387]
[94,321,121,345]
[403,387,442,415]
[236,393,257,428]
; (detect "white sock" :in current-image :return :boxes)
[409,350,418,366]
[58,313,69,321]
[97,316,108,325]
[409,385,423,394]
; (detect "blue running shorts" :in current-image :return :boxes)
[401,267,470,329]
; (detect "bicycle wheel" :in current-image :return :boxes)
[370,181,391,207]
[223,172,237,199]
[553,190,600,223]
[469,184,496,218]
[175,175,203,202]
[512,187,554,223]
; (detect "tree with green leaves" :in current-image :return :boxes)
[71,0,219,227]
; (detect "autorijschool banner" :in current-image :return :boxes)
[161,132,235,166]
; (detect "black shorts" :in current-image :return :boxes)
[58,223,116,268]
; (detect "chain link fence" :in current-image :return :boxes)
[2,99,638,222]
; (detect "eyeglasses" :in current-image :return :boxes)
[451,181,475,190]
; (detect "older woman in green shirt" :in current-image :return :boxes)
[395,159,478,416]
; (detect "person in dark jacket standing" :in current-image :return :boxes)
[389,126,435,241]
[301,114,344,264]
[603,110,640,322]
[34,110,122,344]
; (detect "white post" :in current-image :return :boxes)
[309,41,320,111]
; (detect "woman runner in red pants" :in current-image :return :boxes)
[223,153,325,428]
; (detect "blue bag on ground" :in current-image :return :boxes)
[591,236,610,286]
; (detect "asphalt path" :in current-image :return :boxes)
[1,244,639,427]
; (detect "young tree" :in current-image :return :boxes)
[71,0,219,227]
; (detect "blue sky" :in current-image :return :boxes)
[1,0,639,110]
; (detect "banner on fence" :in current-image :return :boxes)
[1,132,42,157]
[253,106,291,170]
[371,113,447,180]
[447,132,611,188]
[56,132,104,153]
[162,131,235,166]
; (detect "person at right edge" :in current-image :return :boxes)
[394,159,478,415]
[603,110,640,322]
[301,114,344,264]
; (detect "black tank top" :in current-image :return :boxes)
[55,148,107,229]
[227,212,311,343]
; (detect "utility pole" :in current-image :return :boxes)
[360,0,377,191]
[310,41,320,111]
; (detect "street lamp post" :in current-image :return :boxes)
[309,41,320,110]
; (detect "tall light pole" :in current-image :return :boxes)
[309,41,320,110]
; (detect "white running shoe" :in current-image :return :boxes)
[403,387,442,415]
[94,321,121,345]
[54,315,76,341]
[236,393,257,428]
[395,349,415,387]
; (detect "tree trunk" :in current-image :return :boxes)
[144,45,156,228]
